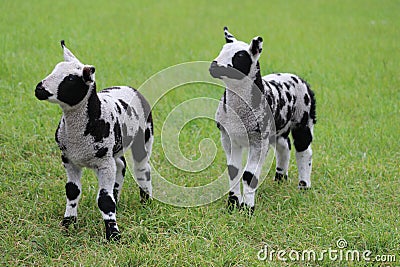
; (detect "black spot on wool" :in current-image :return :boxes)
[291,76,299,83]
[120,156,126,176]
[66,182,80,201]
[232,50,252,76]
[95,147,108,158]
[122,123,133,147]
[307,86,317,124]
[292,126,312,152]
[136,89,154,133]
[304,94,310,106]
[118,99,129,110]
[112,120,123,156]
[145,128,151,143]
[98,189,115,215]
[132,127,147,162]
[285,91,292,102]
[254,62,264,94]
[84,87,110,142]
[283,82,290,90]
[57,74,89,106]
[61,155,69,163]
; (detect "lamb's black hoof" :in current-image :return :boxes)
[61,216,77,229]
[298,180,310,190]
[274,172,288,182]
[139,187,151,205]
[105,220,121,241]
[226,192,240,212]
[240,203,255,215]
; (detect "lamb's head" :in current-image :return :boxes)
[35,41,95,108]
[209,27,263,82]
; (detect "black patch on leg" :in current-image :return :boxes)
[104,219,120,241]
[292,126,312,152]
[145,171,151,181]
[227,165,238,180]
[66,182,80,201]
[243,171,258,188]
[98,189,115,215]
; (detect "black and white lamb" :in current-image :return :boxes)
[209,27,316,213]
[35,41,153,240]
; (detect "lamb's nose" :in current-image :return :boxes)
[35,81,53,100]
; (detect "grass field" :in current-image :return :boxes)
[1,0,399,266]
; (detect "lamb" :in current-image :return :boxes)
[209,27,316,213]
[35,41,153,240]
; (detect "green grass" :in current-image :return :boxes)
[1,0,399,266]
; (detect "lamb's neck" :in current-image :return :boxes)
[61,84,98,132]
[224,67,265,110]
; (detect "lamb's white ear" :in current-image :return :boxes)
[224,26,237,43]
[61,40,80,62]
[249,36,263,56]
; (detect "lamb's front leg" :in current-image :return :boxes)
[221,131,243,211]
[95,160,120,241]
[61,156,82,228]
[242,140,269,213]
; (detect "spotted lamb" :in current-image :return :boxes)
[209,27,316,213]
[35,41,153,240]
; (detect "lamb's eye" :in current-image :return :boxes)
[68,75,75,81]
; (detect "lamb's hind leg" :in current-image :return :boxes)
[131,126,153,203]
[95,160,120,241]
[274,134,291,182]
[113,156,126,204]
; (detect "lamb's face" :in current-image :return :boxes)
[209,27,263,81]
[35,41,95,107]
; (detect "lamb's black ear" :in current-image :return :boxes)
[83,65,95,83]
[224,26,237,43]
[249,36,263,56]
